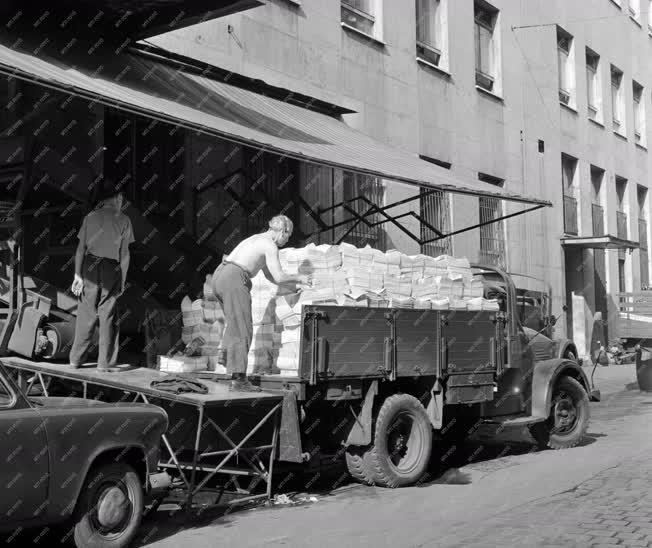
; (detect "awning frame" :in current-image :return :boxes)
[309,190,547,245]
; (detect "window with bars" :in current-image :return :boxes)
[479,196,505,267]
[586,48,601,121]
[416,0,447,68]
[420,189,451,256]
[557,27,574,106]
[633,81,645,146]
[341,171,385,249]
[341,0,376,37]
[474,1,500,93]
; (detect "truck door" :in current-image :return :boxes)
[0,370,49,522]
[440,310,498,404]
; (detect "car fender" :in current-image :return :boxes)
[530,358,590,419]
[40,405,167,520]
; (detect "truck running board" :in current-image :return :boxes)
[482,415,546,427]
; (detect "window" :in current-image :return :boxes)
[611,65,625,135]
[591,166,605,235]
[416,0,448,69]
[474,1,501,94]
[479,196,505,267]
[618,258,627,293]
[420,189,452,256]
[341,171,385,248]
[557,27,575,107]
[585,48,602,121]
[562,154,578,235]
[341,0,380,39]
[633,81,646,146]
[638,185,649,288]
[616,176,628,239]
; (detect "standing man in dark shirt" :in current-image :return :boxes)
[69,188,135,372]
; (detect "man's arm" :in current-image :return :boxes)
[264,243,308,285]
[71,217,87,296]
[120,244,129,293]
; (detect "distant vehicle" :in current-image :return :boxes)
[0,361,169,548]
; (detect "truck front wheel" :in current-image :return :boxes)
[365,394,433,488]
[531,376,590,450]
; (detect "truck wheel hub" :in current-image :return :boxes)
[96,485,129,529]
[553,394,577,432]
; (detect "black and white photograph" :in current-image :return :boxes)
[0,1,650,547]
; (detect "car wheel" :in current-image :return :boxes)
[73,462,144,548]
[530,376,590,450]
[365,394,433,488]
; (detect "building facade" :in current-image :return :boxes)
[146,0,652,357]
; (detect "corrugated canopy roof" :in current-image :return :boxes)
[0,30,550,207]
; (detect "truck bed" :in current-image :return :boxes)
[264,305,501,405]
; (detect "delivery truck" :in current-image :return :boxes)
[254,263,600,488]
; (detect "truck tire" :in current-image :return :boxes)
[530,376,589,450]
[345,447,373,484]
[365,394,433,488]
[72,462,144,548]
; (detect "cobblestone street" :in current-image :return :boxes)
[139,364,652,548]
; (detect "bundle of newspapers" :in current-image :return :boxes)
[245,243,499,376]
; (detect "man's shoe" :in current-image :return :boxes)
[97,366,122,373]
[229,378,262,393]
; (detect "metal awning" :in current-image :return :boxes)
[561,235,640,250]
[0,30,551,211]
[0,1,265,40]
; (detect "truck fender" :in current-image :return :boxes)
[556,339,578,361]
[530,359,591,419]
[345,380,378,446]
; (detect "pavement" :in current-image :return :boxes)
[137,363,652,548]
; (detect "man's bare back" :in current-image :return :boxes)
[226,232,309,286]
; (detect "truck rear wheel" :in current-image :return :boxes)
[531,376,590,450]
[365,394,433,488]
[345,447,373,484]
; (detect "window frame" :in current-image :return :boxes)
[416,0,449,70]
[341,0,383,42]
[556,26,576,108]
[611,65,626,136]
[633,80,646,146]
[474,0,502,96]
[585,47,602,122]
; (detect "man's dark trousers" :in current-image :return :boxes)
[70,255,121,367]
[212,261,252,375]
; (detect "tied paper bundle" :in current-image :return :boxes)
[445,256,472,281]
[412,277,438,300]
[389,297,415,309]
[384,273,413,299]
[339,242,361,269]
[464,278,485,299]
[346,267,384,294]
[276,294,302,328]
[414,298,432,310]
[251,272,278,325]
[423,256,450,278]
[280,244,342,274]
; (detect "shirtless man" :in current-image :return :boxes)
[212,215,310,392]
